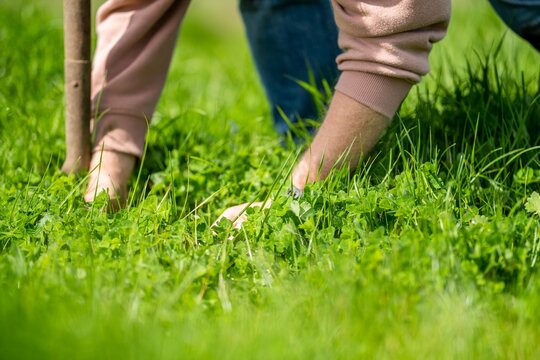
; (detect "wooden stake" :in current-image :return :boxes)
[62,0,91,173]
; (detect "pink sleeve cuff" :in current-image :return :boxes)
[335,71,413,119]
[92,109,148,158]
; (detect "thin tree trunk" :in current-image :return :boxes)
[62,0,91,173]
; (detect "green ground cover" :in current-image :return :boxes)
[1,1,540,358]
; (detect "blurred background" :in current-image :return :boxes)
[31,0,540,64]
[2,0,538,139]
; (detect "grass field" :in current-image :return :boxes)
[1,1,540,359]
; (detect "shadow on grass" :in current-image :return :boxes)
[374,55,540,198]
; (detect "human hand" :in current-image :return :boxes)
[214,200,272,230]
[85,150,136,211]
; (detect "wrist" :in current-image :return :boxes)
[291,92,391,189]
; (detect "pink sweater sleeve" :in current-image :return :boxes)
[91,0,189,157]
[331,0,451,118]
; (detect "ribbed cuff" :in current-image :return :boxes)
[335,71,413,119]
[92,110,148,158]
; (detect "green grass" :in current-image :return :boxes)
[1,1,540,358]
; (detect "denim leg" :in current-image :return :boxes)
[239,0,341,136]
[488,0,540,51]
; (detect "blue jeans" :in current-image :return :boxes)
[239,0,341,136]
[489,0,540,50]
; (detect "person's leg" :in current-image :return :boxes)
[488,0,540,50]
[239,0,341,136]
[86,0,190,206]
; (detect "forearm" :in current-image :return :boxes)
[292,91,390,189]
[292,0,451,189]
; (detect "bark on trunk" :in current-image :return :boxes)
[62,0,91,173]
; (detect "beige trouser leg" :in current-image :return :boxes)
[92,0,190,158]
